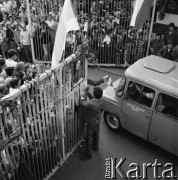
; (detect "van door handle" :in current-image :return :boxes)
[145,114,151,118]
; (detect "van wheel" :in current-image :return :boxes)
[104,111,121,132]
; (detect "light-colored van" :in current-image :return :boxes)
[102,55,178,156]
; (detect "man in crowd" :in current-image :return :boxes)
[19,6,28,24]
[150,33,164,55]
[5,49,18,67]
[20,23,32,63]
[158,40,177,61]
[164,23,178,48]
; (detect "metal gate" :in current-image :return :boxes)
[25,0,153,66]
[0,53,87,180]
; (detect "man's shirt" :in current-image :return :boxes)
[20,30,31,45]
[5,59,17,67]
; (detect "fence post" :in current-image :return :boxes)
[146,0,157,56]
[26,0,36,63]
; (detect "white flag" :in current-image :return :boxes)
[130,0,154,31]
[51,0,80,69]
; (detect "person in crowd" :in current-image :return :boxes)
[5,66,14,77]
[3,0,13,14]
[98,29,106,63]
[14,22,24,60]
[0,23,6,57]
[1,8,7,16]
[40,22,52,61]
[150,33,164,55]
[14,61,25,74]
[0,5,3,23]
[9,77,20,94]
[14,16,21,27]
[0,13,8,27]
[65,31,76,57]
[124,29,136,67]
[5,22,16,51]
[0,58,7,79]
[46,12,55,28]
[19,6,28,24]
[90,16,98,30]
[52,5,60,22]
[75,30,83,50]
[26,19,37,35]
[14,69,24,85]
[112,11,121,27]
[9,15,15,29]
[20,23,32,63]
[80,87,103,161]
[158,40,177,61]
[164,22,178,48]
[0,83,6,98]
[5,49,18,67]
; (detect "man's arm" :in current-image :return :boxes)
[20,31,23,45]
[86,91,94,100]
[87,75,109,86]
[87,78,104,86]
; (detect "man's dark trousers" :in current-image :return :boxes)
[86,123,100,157]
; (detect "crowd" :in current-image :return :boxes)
[77,0,178,65]
[0,0,62,102]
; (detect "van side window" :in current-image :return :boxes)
[156,93,178,120]
[127,81,155,108]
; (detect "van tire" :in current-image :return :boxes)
[104,111,121,132]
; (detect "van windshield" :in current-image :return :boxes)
[115,77,126,97]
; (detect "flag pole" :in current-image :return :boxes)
[146,0,157,56]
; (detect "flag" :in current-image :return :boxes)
[51,0,80,69]
[130,0,154,31]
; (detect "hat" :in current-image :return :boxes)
[168,22,175,28]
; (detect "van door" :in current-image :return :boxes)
[123,81,156,140]
[148,93,178,155]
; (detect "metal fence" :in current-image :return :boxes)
[25,0,153,67]
[0,53,87,180]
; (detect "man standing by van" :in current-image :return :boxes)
[80,87,103,161]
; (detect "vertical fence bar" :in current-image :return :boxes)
[42,78,52,172]
[59,66,66,161]
[26,0,35,62]
[33,79,47,178]
[146,0,157,56]
[38,80,50,176]
[30,81,44,180]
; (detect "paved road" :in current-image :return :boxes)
[50,68,178,180]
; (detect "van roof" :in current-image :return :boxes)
[125,55,178,97]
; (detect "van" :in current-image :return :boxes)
[102,55,178,156]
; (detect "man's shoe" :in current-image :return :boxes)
[80,154,92,161]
